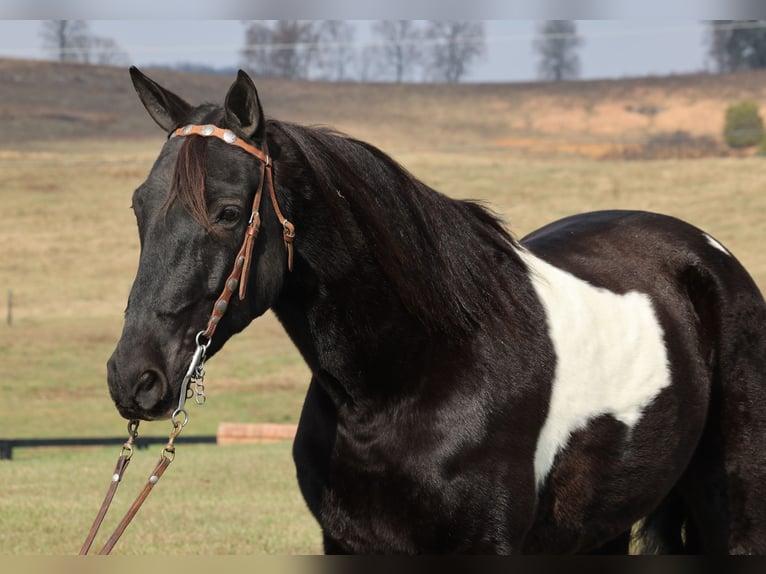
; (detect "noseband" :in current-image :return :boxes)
[170,124,295,342]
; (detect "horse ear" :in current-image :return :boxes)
[129,66,192,133]
[224,70,265,141]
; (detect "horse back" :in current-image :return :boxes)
[520,209,766,553]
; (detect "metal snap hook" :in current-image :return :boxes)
[195,330,211,350]
[171,408,189,430]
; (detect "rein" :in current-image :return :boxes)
[80,124,294,555]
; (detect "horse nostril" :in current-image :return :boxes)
[135,369,168,411]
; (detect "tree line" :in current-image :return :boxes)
[41,20,489,83]
[39,20,766,83]
[214,20,488,83]
[40,20,129,66]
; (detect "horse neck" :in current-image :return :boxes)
[271,216,432,406]
[265,125,526,406]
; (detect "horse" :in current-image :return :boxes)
[106,67,766,554]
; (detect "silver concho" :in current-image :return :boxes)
[222,130,237,144]
[182,125,193,135]
[200,125,215,136]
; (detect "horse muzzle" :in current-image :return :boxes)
[106,351,174,421]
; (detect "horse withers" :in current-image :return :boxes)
[106,67,766,554]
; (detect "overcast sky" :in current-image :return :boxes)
[0,20,713,82]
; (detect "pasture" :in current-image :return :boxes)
[1,61,766,554]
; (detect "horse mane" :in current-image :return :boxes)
[168,110,524,337]
[267,120,525,338]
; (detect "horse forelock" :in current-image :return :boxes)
[165,105,230,232]
[167,135,211,230]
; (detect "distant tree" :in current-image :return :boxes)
[358,44,383,83]
[40,20,91,63]
[707,20,766,72]
[241,22,275,76]
[424,21,485,83]
[371,20,424,83]
[315,20,356,81]
[533,20,583,81]
[40,20,127,66]
[89,37,129,66]
[241,20,319,80]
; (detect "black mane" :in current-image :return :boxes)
[266,120,525,338]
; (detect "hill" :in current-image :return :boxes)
[4,58,766,157]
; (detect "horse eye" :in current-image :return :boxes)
[216,207,241,224]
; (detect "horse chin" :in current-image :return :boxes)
[112,399,176,423]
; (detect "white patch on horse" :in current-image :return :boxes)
[518,249,671,489]
[704,233,730,256]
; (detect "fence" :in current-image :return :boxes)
[0,423,298,460]
[0,435,216,460]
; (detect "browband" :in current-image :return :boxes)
[171,124,270,166]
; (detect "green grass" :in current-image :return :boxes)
[0,443,322,554]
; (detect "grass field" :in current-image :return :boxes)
[2,140,766,554]
[2,61,766,554]
[0,139,323,554]
[0,442,322,554]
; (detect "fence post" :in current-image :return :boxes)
[6,289,11,327]
[0,441,12,460]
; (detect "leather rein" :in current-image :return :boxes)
[80,124,294,555]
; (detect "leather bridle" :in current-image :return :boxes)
[79,123,294,555]
[169,124,295,342]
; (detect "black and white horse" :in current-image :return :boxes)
[106,67,766,554]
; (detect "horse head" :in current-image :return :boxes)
[107,68,289,421]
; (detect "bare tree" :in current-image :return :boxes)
[424,21,485,83]
[241,21,275,76]
[40,20,128,66]
[40,20,91,63]
[533,20,583,81]
[371,20,424,83]
[241,20,319,80]
[707,20,766,72]
[358,44,383,83]
[90,37,129,66]
[315,20,356,81]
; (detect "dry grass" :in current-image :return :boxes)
[398,149,766,289]
[7,59,766,158]
[2,61,766,554]
[2,142,765,438]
